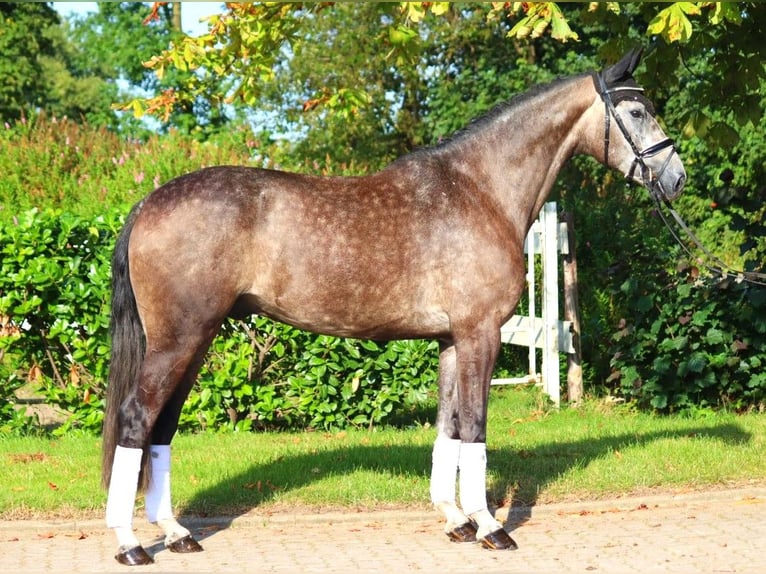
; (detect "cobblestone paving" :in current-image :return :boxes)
[1,488,764,572]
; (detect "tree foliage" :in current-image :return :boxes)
[0,2,207,134]
[0,2,60,121]
[64,2,207,134]
[129,3,764,131]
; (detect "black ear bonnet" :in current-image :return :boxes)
[592,48,656,116]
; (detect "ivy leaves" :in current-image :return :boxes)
[610,275,766,413]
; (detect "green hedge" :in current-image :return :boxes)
[0,209,441,434]
[609,269,766,413]
[0,210,117,434]
[187,320,439,432]
[3,116,765,435]
[0,117,448,435]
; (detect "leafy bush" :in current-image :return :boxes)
[183,320,439,432]
[4,100,765,435]
[0,114,254,222]
[0,209,119,433]
[595,92,766,412]
[609,269,766,412]
[0,115,529,435]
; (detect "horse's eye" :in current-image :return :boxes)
[630,109,644,119]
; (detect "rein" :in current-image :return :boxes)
[652,195,766,286]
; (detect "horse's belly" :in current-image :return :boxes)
[240,281,450,340]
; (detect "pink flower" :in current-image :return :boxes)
[134,172,145,184]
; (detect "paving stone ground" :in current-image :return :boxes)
[1,487,764,573]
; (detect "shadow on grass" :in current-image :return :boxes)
[175,420,751,549]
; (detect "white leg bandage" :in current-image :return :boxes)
[432,434,471,531]
[105,445,143,548]
[458,441,489,517]
[145,445,191,545]
[145,445,173,523]
[458,442,503,538]
[430,434,461,505]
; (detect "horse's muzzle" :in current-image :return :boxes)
[665,173,686,201]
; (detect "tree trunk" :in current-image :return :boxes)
[171,2,182,32]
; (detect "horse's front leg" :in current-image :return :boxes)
[454,323,517,550]
[431,341,476,542]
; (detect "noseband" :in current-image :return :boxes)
[596,73,676,200]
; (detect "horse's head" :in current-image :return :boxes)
[593,48,686,202]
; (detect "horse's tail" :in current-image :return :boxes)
[102,202,150,490]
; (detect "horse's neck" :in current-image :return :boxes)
[445,75,596,241]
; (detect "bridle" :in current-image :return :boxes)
[596,72,677,202]
[595,72,766,286]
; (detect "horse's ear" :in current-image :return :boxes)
[603,47,644,85]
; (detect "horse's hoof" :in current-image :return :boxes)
[479,528,518,551]
[115,545,154,566]
[167,534,204,553]
[446,522,477,543]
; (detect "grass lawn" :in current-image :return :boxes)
[1,386,764,520]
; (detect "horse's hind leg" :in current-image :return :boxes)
[106,445,148,564]
[106,330,216,565]
[145,357,211,554]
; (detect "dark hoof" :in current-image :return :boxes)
[167,534,204,553]
[446,522,477,543]
[479,528,518,551]
[115,545,154,566]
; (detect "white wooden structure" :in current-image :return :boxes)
[491,202,574,406]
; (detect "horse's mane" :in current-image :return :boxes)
[400,72,588,162]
